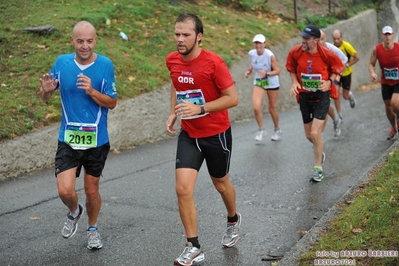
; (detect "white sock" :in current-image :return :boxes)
[70,205,80,218]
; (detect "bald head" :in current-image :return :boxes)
[332,29,343,47]
[70,21,97,64]
[72,21,96,37]
[332,29,342,37]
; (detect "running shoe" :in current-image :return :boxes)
[349,91,356,108]
[312,166,324,182]
[222,212,241,247]
[174,242,205,266]
[271,128,282,141]
[61,203,84,239]
[87,227,103,250]
[255,130,265,141]
[333,118,342,137]
[322,152,326,164]
[387,127,397,140]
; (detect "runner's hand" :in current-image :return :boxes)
[166,113,177,134]
[175,99,199,118]
[318,80,331,92]
[39,73,58,93]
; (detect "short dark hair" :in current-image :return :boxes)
[175,13,203,43]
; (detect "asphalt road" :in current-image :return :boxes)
[0,88,396,266]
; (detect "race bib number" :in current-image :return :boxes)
[301,73,322,91]
[384,68,399,80]
[255,77,270,88]
[176,89,207,120]
[64,123,97,150]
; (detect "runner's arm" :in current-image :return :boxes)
[368,47,378,82]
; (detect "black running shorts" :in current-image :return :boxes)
[55,141,110,178]
[338,74,352,90]
[381,83,399,100]
[299,91,330,124]
[176,127,232,178]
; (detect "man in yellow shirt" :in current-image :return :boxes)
[332,30,360,120]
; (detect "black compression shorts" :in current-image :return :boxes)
[175,127,232,178]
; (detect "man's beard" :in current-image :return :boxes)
[178,36,197,56]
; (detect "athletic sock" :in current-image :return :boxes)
[227,213,238,223]
[187,237,200,249]
[70,205,80,218]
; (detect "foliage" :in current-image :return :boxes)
[0,0,296,143]
[299,149,399,265]
[301,13,338,29]
[0,0,382,144]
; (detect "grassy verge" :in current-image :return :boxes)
[0,0,298,143]
[0,0,378,144]
[299,147,399,265]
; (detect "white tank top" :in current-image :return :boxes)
[248,48,280,88]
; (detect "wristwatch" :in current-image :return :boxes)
[199,105,205,115]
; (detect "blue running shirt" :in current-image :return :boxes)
[50,53,117,148]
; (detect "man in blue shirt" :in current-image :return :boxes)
[39,20,117,250]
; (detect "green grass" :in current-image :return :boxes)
[0,0,380,143]
[0,0,299,142]
[299,148,399,265]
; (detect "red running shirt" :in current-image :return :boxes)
[286,44,344,99]
[166,49,234,138]
[375,42,399,86]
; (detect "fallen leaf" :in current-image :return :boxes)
[352,228,363,234]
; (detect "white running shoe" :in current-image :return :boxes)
[174,242,205,265]
[255,130,265,141]
[87,227,103,250]
[61,203,84,239]
[271,128,282,141]
[222,212,242,247]
[333,118,342,137]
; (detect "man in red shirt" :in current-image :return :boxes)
[369,26,399,140]
[165,13,241,265]
[286,25,343,182]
